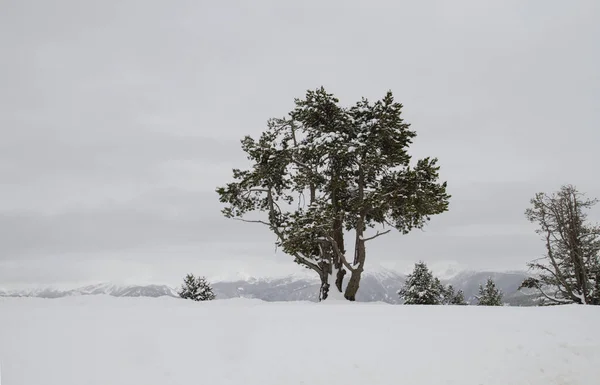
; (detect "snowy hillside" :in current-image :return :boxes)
[0,296,598,385]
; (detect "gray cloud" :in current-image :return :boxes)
[1,0,599,288]
[0,132,241,183]
[0,190,269,258]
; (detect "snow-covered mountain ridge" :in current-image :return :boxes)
[0,267,537,305]
[0,283,178,298]
[210,268,536,305]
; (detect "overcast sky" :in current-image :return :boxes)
[1,0,599,289]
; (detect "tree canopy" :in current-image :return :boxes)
[398,261,445,305]
[217,87,450,300]
[178,274,216,302]
[477,278,503,306]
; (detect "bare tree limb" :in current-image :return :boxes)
[363,229,391,242]
[544,230,578,301]
[232,218,271,226]
[322,235,355,272]
[290,156,312,171]
[533,283,572,305]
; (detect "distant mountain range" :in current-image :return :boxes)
[211,267,539,306]
[0,268,539,306]
[0,283,178,299]
[445,270,539,306]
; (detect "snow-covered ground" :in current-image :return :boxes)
[0,296,598,385]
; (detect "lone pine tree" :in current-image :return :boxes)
[178,274,216,302]
[476,278,503,306]
[519,185,600,305]
[217,87,449,301]
[398,261,445,305]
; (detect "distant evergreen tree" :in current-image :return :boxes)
[443,285,467,305]
[476,278,503,306]
[179,274,198,299]
[451,289,467,305]
[178,274,216,301]
[442,284,454,304]
[398,262,444,304]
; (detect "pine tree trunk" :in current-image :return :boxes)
[345,162,366,301]
[567,195,589,303]
[345,238,365,301]
[333,217,346,292]
[318,266,330,301]
[331,165,346,293]
[345,224,366,301]
[344,268,362,301]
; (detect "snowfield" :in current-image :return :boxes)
[0,296,598,385]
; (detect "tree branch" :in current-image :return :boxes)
[322,235,355,272]
[363,229,391,242]
[543,230,578,301]
[293,253,321,274]
[533,283,572,305]
[290,156,312,171]
[232,218,271,226]
[528,270,571,301]
[266,188,285,241]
